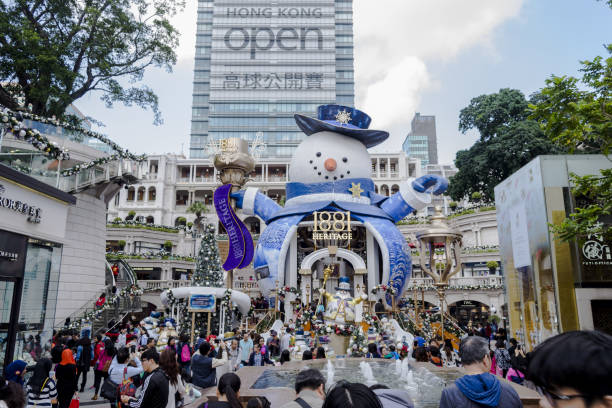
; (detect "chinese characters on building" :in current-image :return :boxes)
[222,72,324,90]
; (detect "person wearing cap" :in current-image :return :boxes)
[230,104,448,308]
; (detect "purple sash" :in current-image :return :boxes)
[213,184,254,270]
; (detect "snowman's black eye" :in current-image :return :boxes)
[318,172,321,175]
[342,157,348,162]
[333,176,337,180]
[309,160,313,164]
[347,170,350,174]
[340,175,344,178]
[316,152,321,157]
[325,176,329,179]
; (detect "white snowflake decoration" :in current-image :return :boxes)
[335,110,351,125]
[249,131,267,160]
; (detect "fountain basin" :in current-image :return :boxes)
[194,359,542,407]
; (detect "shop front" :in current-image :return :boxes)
[0,164,75,371]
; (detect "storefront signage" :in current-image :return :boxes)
[0,183,42,223]
[0,231,27,278]
[580,234,612,282]
[189,294,216,312]
[312,211,352,241]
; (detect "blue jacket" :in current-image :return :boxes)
[440,373,522,408]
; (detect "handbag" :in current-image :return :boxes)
[69,394,79,408]
[118,366,136,402]
[100,369,119,402]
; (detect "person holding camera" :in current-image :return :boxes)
[191,341,228,389]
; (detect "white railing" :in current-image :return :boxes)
[141,280,193,291]
[58,159,139,193]
[406,275,504,289]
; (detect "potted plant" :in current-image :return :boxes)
[163,241,173,252]
[449,201,458,211]
[118,240,126,251]
[112,217,122,223]
[470,191,482,203]
[486,260,499,274]
[126,210,136,221]
[176,216,187,227]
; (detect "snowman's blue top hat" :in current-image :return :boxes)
[336,276,352,291]
[294,104,389,148]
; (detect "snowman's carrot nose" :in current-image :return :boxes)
[324,158,337,172]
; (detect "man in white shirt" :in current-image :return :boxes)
[116,328,127,348]
[238,332,253,366]
[281,328,292,353]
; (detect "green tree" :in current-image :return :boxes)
[0,0,183,123]
[192,224,223,288]
[530,39,612,242]
[449,105,561,202]
[187,201,207,233]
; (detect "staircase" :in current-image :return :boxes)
[61,258,142,334]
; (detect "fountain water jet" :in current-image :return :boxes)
[326,360,335,387]
[359,361,376,386]
[395,359,402,375]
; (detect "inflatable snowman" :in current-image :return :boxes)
[232,105,448,306]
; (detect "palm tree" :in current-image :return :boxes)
[187,201,208,233]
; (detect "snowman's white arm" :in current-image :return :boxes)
[240,187,281,223]
[380,178,432,222]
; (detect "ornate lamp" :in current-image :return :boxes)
[415,206,463,340]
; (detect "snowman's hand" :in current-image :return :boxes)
[230,191,245,208]
[412,174,448,195]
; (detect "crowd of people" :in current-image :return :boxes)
[1,322,611,408]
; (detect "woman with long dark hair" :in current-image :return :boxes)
[55,349,78,408]
[26,358,57,407]
[159,349,186,408]
[92,338,115,401]
[198,372,241,408]
[322,381,383,408]
[0,375,26,408]
[315,346,326,359]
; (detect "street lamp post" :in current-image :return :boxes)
[415,206,463,341]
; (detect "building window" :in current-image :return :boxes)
[137,187,145,201]
[148,187,156,201]
[127,187,135,201]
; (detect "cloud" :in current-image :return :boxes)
[354,0,524,150]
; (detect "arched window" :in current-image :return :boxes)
[137,187,146,201]
[380,185,390,196]
[148,187,156,201]
[146,216,155,224]
[127,187,135,201]
[243,216,260,234]
[135,215,144,223]
[391,184,400,194]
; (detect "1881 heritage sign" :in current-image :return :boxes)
[312,211,352,242]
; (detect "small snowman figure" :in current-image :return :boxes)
[232,105,447,306]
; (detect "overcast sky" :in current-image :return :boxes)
[75,0,612,164]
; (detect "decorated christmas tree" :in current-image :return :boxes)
[192,224,224,287]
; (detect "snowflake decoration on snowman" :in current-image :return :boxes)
[227,104,448,308]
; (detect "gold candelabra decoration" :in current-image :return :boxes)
[211,138,255,289]
[415,206,463,341]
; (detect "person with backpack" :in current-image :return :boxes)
[176,334,192,372]
[25,358,58,407]
[76,337,94,392]
[92,339,115,401]
[108,347,143,408]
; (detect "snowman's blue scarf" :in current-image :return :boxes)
[455,373,501,407]
[286,178,376,200]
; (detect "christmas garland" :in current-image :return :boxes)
[312,322,356,337]
[277,286,302,297]
[348,326,368,356]
[1,107,146,175]
[363,313,382,332]
[2,112,70,160]
[64,284,143,330]
[371,284,397,296]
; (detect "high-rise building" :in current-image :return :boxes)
[189,0,355,159]
[402,112,438,166]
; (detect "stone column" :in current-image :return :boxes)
[286,233,298,322]
[366,231,378,301]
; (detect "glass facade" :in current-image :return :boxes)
[189,0,355,158]
[0,232,62,370]
[402,135,430,166]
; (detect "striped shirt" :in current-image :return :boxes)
[26,378,57,407]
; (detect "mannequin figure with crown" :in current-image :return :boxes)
[230,104,448,312]
[320,277,367,324]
